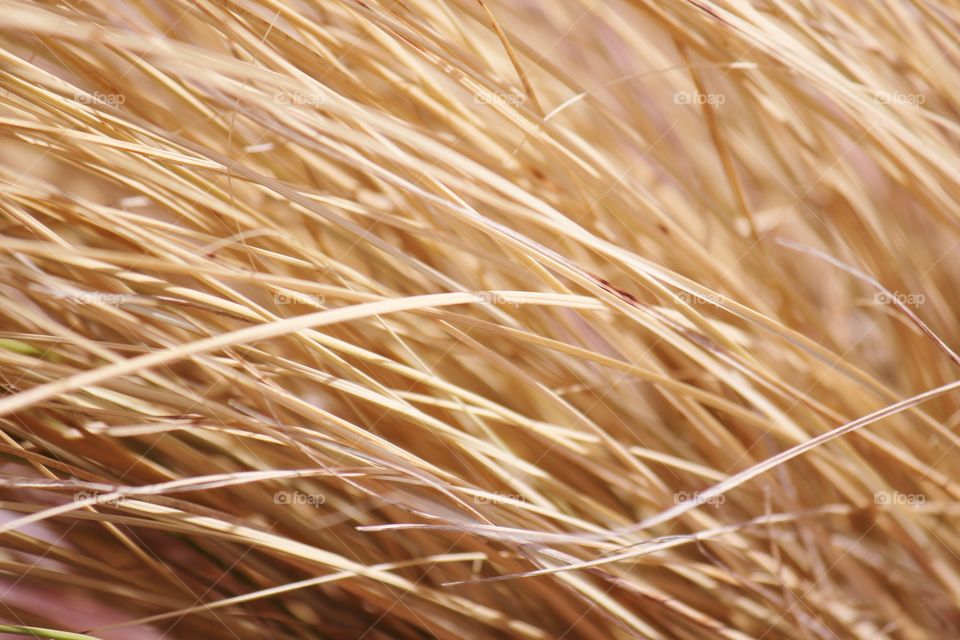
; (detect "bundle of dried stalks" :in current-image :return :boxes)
[0,0,958,638]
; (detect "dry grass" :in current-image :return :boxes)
[0,0,958,638]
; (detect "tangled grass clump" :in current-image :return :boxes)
[0,0,959,638]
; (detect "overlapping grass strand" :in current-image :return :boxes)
[0,0,958,638]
